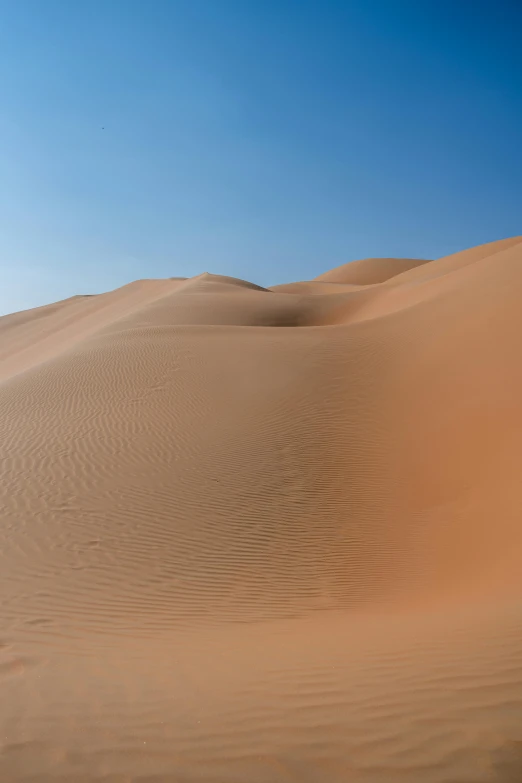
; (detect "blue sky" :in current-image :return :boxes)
[0,0,521,314]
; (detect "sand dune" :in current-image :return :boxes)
[314,255,430,284]
[2,237,522,781]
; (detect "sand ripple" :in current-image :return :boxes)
[1,238,522,780]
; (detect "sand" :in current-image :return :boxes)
[1,237,522,781]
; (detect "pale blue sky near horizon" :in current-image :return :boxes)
[0,0,521,315]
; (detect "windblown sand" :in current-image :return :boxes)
[2,237,522,781]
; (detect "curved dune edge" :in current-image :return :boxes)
[1,236,522,781]
[313,255,431,284]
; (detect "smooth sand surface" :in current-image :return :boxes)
[2,237,522,781]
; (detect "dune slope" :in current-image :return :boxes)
[1,237,522,782]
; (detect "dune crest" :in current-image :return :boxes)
[314,255,430,284]
[2,237,522,781]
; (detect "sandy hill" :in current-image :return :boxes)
[313,255,430,284]
[1,236,522,782]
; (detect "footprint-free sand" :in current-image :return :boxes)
[2,237,522,781]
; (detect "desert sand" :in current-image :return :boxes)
[2,236,522,781]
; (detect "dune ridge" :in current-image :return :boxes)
[2,237,522,781]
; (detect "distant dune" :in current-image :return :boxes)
[313,255,430,284]
[2,237,522,781]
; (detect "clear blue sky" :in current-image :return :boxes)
[1,0,521,314]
